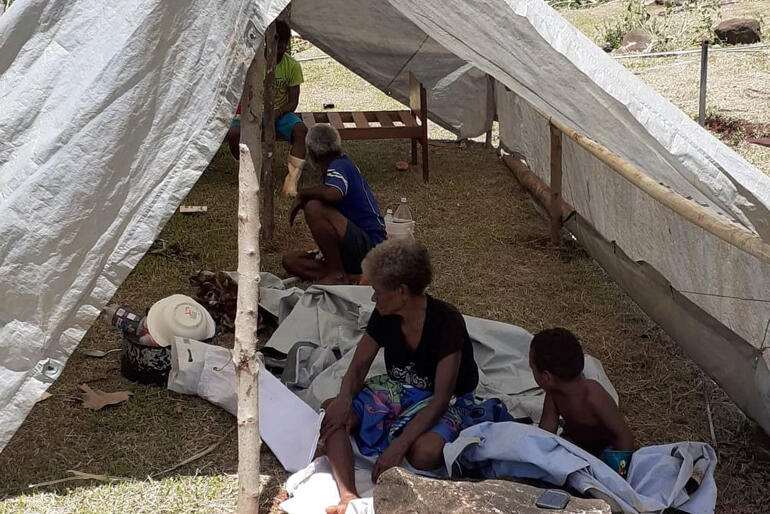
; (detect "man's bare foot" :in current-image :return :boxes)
[325,493,358,514]
[316,273,348,285]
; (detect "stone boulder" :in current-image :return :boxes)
[373,467,612,514]
[714,18,761,45]
[615,29,654,54]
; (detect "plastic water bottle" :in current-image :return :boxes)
[393,198,413,223]
[387,198,416,240]
[103,304,157,346]
[104,305,144,337]
[384,208,394,225]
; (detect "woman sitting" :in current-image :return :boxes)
[320,239,479,514]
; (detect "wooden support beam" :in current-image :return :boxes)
[549,116,770,264]
[261,22,278,241]
[398,110,417,127]
[235,48,264,514]
[502,153,575,220]
[549,123,563,245]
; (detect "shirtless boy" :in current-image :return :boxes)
[529,328,634,457]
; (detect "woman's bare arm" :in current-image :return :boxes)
[320,333,379,439]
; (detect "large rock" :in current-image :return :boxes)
[615,29,654,54]
[714,18,761,45]
[373,467,612,514]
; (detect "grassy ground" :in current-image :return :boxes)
[564,0,770,174]
[564,0,770,50]
[3,12,770,513]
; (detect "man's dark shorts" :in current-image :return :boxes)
[341,220,374,275]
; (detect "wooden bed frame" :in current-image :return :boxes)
[300,72,429,182]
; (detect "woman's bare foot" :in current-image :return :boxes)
[325,493,358,514]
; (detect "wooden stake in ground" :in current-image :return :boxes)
[235,48,265,514]
[549,123,563,245]
[261,22,278,241]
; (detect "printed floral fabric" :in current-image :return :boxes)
[351,374,512,456]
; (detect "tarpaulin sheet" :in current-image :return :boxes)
[497,88,770,431]
[0,0,289,451]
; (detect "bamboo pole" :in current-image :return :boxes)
[548,117,770,264]
[235,49,264,514]
[549,124,563,245]
[261,22,278,241]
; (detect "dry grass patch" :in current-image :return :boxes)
[3,135,769,512]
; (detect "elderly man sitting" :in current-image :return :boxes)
[283,124,386,284]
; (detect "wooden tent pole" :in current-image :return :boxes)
[549,117,770,264]
[549,123,563,245]
[261,22,278,241]
[235,47,265,514]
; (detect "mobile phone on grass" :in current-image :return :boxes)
[535,489,570,509]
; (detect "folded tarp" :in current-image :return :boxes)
[169,278,632,513]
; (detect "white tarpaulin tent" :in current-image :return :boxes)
[1,0,769,453]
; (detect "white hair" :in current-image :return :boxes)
[361,239,432,294]
[306,124,343,161]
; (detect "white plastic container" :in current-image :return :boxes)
[386,198,415,240]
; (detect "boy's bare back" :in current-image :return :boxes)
[529,327,634,456]
[545,378,633,456]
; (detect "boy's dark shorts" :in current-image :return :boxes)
[341,221,374,275]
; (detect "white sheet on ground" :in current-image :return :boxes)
[280,456,375,514]
[168,336,322,474]
[443,422,717,514]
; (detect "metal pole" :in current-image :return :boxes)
[698,40,709,126]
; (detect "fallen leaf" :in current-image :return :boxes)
[37,392,53,403]
[78,384,131,410]
[176,404,183,415]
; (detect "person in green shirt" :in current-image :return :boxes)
[226,20,308,197]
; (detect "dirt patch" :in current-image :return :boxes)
[705,113,770,144]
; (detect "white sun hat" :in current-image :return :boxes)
[146,294,216,347]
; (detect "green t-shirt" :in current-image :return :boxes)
[274,53,303,110]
